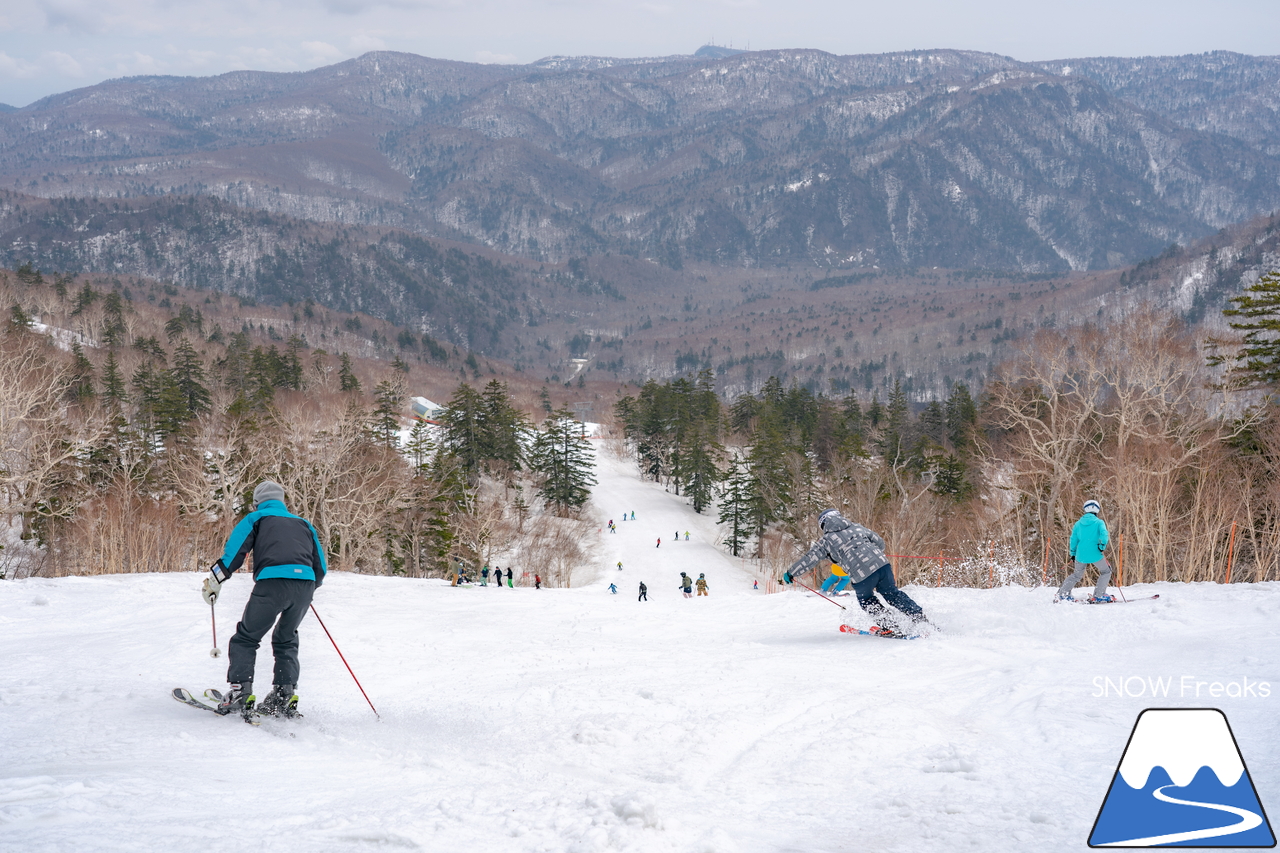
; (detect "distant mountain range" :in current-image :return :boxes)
[2,48,1278,275]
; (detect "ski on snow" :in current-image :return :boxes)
[170,687,261,725]
[839,624,920,640]
[1060,594,1161,605]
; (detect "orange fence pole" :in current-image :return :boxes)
[987,541,995,588]
[936,551,944,588]
[1040,537,1051,586]
[1225,521,1237,585]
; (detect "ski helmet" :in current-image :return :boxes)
[1083,499,1101,515]
[818,508,840,531]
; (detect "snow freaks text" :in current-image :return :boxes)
[1092,676,1272,699]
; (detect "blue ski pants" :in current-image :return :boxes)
[821,574,850,594]
[853,564,923,620]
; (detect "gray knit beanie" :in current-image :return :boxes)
[252,480,285,509]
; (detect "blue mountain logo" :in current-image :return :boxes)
[1090,708,1275,847]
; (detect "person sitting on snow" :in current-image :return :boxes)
[782,509,928,626]
[1056,500,1115,604]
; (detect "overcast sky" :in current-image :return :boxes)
[1,0,1277,107]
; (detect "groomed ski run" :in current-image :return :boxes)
[2,444,1277,853]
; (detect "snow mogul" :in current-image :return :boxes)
[200,480,327,717]
[782,509,928,625]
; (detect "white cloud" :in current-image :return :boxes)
[475,50,518,64]
[47,50,85,76]
[0,51,41,79]
[349,32,387,53]
[38,0,106,35]
[303,40,346,63]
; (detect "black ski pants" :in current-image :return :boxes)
[227,578,315,686]
[853,564,923,620]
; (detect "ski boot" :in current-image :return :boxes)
[1053,593,1075,603]
[258,684,300,718]
[215,682,255,720]
[1087,594,1116,604]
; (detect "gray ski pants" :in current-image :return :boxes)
[1057,558,1112,598]
[227,578,315,686]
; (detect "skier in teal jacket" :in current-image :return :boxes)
[1056,499,1114,603]
[201,480,327,717]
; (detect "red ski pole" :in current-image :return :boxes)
[793,578,848,610]
[310,604,380,720]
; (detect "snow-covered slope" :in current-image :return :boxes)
[2,450,1277,852]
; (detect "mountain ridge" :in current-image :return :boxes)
[4,48,1279,273]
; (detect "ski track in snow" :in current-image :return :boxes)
[1,444,1278,852]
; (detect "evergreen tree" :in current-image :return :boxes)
[171,338,211,420]
[717,457,753,557]
[102,351,126,406]
[373,378,405,449]
[440,383,486,481]
[72,284,97,316]
[480,379,527,471]
[745,421,792,551]
[9,304,33,329]
[283,336,306,390]
[338,353,361,392]
[681,418,723,513]
[945,383,977,452]
[528,409,597,513]
[218,332,254,399]
[1216,272,1280,388]
[404,418,435,472]
[101,292,126,347]
[878,380,911,467]
[67,342,95,402]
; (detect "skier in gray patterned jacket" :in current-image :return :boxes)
[781,509,927,624]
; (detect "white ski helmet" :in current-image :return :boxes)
[1083,499,1101,515]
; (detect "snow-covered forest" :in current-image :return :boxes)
[7,264,1280,587]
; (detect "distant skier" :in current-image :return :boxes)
[480,565,489,586]
[679,572,693,598]
[631,511,635,520]
[609,583,618,594]
[506,567,513,588]
[696,574,709,596]
[535,574,542,590]
[820,563,851,595]
[684,531,690,541]
[1057,500,1115,603]
[782,509,928,626]
[201,480,326,718]
[617,561,623,571]
[753,579,758,591]
[675,530,679,541]
[656,537,661,548]
[638,582,648,601]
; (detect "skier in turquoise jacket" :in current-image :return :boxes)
[1056,499,1114,603]
[201,480,327,716]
